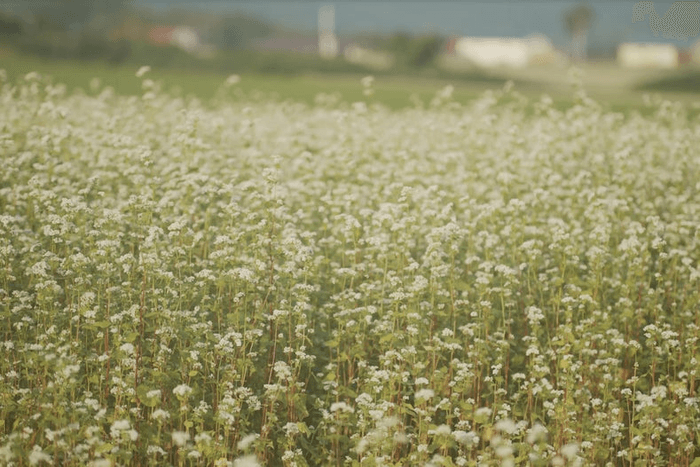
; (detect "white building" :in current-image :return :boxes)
[171,26,201,54]
[453,34,557,69]
[617,42,679,69]
[525,34,559,65]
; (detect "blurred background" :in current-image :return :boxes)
[1,0,699,111]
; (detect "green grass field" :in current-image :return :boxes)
[0,51,477,108]
[3,49,699,115]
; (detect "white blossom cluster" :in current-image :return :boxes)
[0,70,698,466]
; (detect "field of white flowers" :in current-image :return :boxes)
[1,68,699,467]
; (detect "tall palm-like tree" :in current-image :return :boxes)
[564,3,595,62]
[633,1,700,42]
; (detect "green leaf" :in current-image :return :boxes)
[95,443,114,455]
[142,398,159,408]
[297,422,310,436]
[339,386,357,399]
[379,334,394,344]
[124,332,139,343]
[137,385,159,407]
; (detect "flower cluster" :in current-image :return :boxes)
[0,70,698,466]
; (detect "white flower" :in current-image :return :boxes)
[0,441,14,463]
[173,384,193,399]
[172,431,190,447]
[110,419,130,438]
[415,388,434,402]
[526,423,548,444]
[329,402,355,414]
[561,443,579,459]
[151,409,170,422]
[377,416,399,429]
[283,422,300,436]
[195,432,212,445]
[453,430,478,446]
[88,459,112,467]
[233,455,261,467]
[136,66,151,78]
[495,444,513,458]
[434,424,451,436]
[552,455,565,467]
[237,434,258,451]
[28,445,51,466]
[147,445,167,456]
[494,418,516,434]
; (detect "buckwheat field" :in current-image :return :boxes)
[1,69,699,467]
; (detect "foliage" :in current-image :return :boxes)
[0,13,23,38]
[564,3,595,35]
[126,45,375,76]
[636,71,700,94]
[380,32,444,69]
[0,69,699,466]
[15,0,132,30]
[211,14,273,50]
[12,32,131,65]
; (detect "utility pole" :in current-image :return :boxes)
[318,4,338,59]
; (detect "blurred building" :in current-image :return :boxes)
[171,26,200,53]
[148,26,175,45]
[524,34,560,65]
[147,25,214,57]
[617,42,679,69]
[450,34,558,69]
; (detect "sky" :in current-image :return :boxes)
[115,1,700,52]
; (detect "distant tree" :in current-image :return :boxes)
[23,0,132,31]
[0,13,23,37]
[408,35,442,68]
[387,32,412,55]
[632,1,700,42]
[213,14,272,49]
[383,32,442,68]
[108,38,131,64]
[12,0,134,61]
[564,3,595,62]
